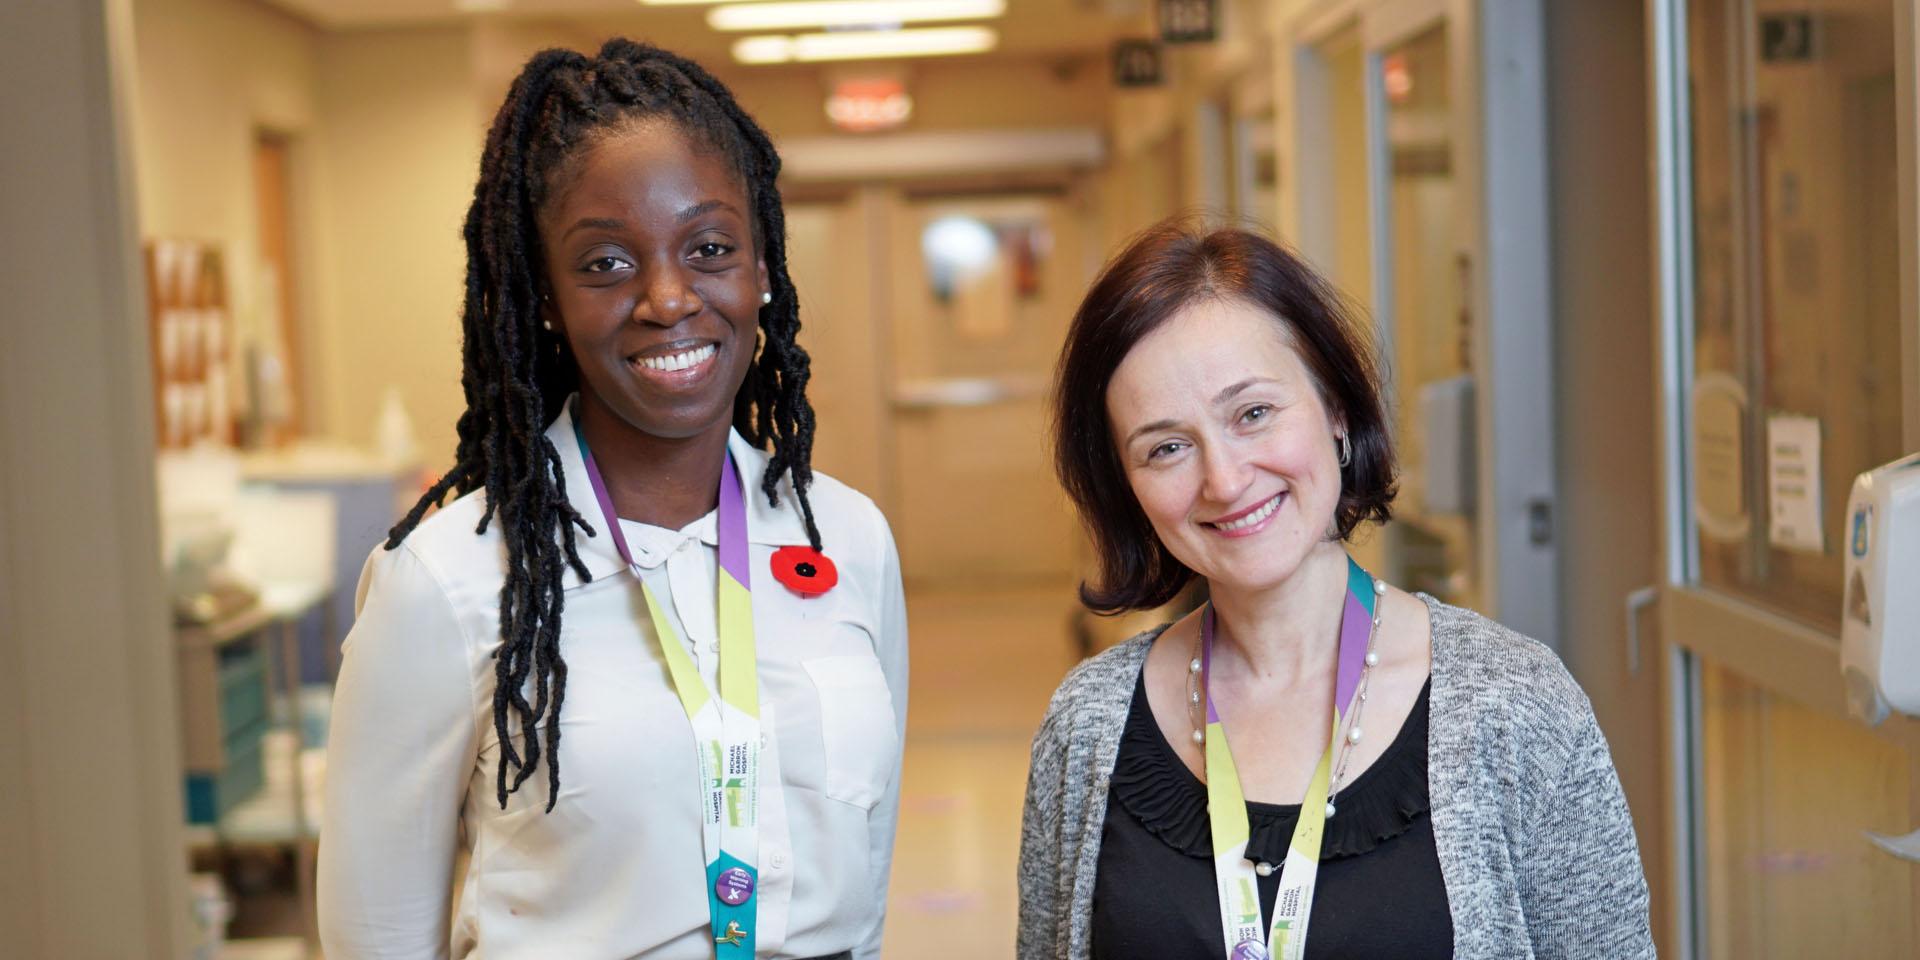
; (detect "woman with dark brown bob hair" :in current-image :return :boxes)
[1019,222,1652,960]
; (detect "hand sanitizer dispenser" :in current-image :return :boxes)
[1840,452,1920,725]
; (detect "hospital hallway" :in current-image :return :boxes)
[8,0,1920,956]
[881,584,1081,960]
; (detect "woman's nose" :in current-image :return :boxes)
[634,262,703,327]
[1198,443,1251,506]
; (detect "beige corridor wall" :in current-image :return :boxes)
[130,2,478,465]
[309,25,479,466]
[129,0,318,401]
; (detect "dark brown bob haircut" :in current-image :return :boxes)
[1052,220,1397,614]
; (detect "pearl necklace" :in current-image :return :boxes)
[1186,576,1386,822]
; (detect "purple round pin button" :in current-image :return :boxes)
[715,867,754,906]
[1230,940,1269,960]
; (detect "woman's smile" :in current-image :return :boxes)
[624,338,722,388]
[1201,491,1287,538]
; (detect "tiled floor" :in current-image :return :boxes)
[882,582,1086,960]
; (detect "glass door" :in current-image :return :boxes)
[1653,0,1920,953]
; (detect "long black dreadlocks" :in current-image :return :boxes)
[384,39,822,812]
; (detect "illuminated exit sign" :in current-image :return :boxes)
[826,77,912,133]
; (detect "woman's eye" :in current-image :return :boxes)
[1241,404,1271,424]
[692,241,734,260]
[1147,440,1186,461]
[584,256,629,274]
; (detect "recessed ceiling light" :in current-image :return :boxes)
[732,25,998,63]
[734,35,797,61]
[709,0,1004,32]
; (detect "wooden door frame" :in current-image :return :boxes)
[1289,0,1562,645]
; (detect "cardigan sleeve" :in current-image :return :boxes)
[1015,633,1159,960]
[1515,705,1656,958]
[1017,695,1072,960]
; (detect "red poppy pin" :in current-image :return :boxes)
[771,546,838,596]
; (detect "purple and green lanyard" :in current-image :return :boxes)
[574,411,763,957]
[1199,554,1380,960]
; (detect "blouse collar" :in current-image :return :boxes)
[547,399,815,591]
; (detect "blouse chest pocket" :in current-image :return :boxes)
[801,653,900,810]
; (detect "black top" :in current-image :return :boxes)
[1090,668,1453,959]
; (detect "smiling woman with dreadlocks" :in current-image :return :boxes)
[317,40,908,960]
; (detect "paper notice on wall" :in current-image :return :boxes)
[1692,373,1748,541]
[1767,414,1824,552]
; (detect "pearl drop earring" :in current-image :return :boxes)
[542,319,553,331]
[761,292,772,305]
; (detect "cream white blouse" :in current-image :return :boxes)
[318,404,908,960]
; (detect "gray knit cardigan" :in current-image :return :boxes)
[1017,594,1655,959]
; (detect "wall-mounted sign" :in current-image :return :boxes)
[1760,13,1815,62]
[1112,39,1163,88]
[1159,0,1218,44]
[825,77,912,133]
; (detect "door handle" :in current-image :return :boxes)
[1624,586,1658,676]
[892,374,1046,410]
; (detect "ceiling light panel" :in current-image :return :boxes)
[732,25,998,63]
[733,35,797,62]
[709,0,1004,31]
